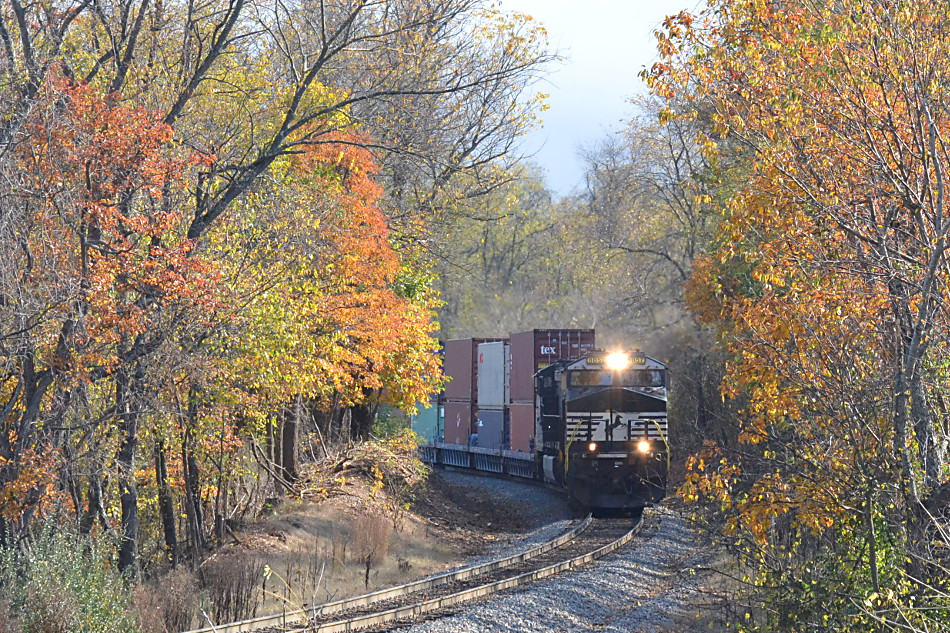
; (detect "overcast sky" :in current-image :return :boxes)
[500,1,698,197]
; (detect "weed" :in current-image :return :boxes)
[199,554,264,624]
[133,568,202,633]
[352,513,391,589]
[0,599,22,633]
[0,523,141,633]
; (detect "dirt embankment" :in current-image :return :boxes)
[187,445,572,627]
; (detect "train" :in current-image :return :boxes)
[420,329,668,512]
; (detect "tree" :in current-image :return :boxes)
[651,0,950,629]
[435,166,567,336]
[0,0,552,575]
[206,133,441,451]
[580,97,720,332]
[0,74,214,571]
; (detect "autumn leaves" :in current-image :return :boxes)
[653,1,950,629]
[0,0,552,578]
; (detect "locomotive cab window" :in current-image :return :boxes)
[639,370,665,387]
[568,370,612,386]
[568,369,666,388]
[612,369,666,387]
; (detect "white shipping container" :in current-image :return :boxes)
[477,341,509,409]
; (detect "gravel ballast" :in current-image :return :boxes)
[404,473,709,633]
[427,469,578,568]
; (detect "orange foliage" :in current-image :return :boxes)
[1,71,219,520]
[20,71,214,375]
[206,131,440,425]
[651,0,950,548]
[0,440,66,522]
[16,72,218,376]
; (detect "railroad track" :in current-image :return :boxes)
[184,514,642,633]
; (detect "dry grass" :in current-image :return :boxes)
[134,568,202,633]
[164,439,514,622]
[236,499,462,614]
[0,600,22,633]
[199,554,265,624]
[352,513,392,589]
[353,513,392,564]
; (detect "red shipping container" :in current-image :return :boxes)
[509,402,535,453]
[443,401,474,445]
[510,329,596,402]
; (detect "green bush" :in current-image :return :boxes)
[372,406,411,439]
[0,525,141,633]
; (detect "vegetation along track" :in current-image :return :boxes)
[184,514,642,633]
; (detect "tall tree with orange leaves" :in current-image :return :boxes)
[203,133,441,483]
[0,0,551,583]
[0,73,216,570]
[651,0,950,629]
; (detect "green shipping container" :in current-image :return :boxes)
[411,397,442,444]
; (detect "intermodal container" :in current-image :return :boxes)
[444,338,505,402]
[443,401,474,445]
[410,396,442,444]
[509,329,596,402]
[509,402,535,453]
[476,341,509,410]
[475,408,507,450]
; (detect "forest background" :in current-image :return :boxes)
[0,0,948,632]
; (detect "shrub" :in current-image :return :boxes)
[198,555,263,624]
[352,513,391,589]
[0,525,141,633]
[133,568,202,633]
[0,599,22,633]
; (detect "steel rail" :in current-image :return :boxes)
[183,514,594,633]
[285,516,643,633]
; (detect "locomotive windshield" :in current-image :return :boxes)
[569,370,612,386]
[636,370,665,387]
[568,369,666,388]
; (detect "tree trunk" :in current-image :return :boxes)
[155,439,179,565]
[116,363,143,576]
[349,391,380,441]
[349,404,372,440]
[182,393,206,562]
[79,483,95,536]
[280,399,299,484]
[269,418,282,481]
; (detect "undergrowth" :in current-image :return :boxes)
[0,524,141,633]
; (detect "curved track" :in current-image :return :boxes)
[184,515,641,633]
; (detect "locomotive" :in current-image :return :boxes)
[535,351,668,511]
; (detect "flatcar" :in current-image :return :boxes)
[535,350,668,511]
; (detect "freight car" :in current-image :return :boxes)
[536,351,668,511]
[434,332,668,512]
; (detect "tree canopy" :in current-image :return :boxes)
[649,0,950,629]
[0,0,552,580]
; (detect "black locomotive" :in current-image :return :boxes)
[535,351,668,511]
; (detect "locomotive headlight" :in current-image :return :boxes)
[637,439,651,454]
[587,442,598,452]
[605,351,631,371]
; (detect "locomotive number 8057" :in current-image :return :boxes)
[535,351,668,511]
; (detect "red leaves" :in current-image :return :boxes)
[13,70,220,376]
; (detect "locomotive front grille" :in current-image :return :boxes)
[565,414,668,444]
